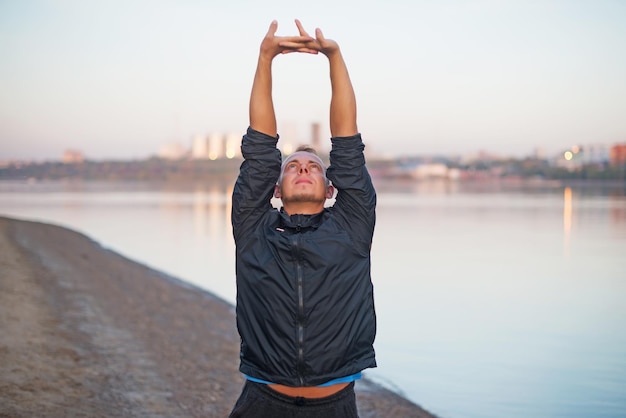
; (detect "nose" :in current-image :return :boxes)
[298,164,309,174]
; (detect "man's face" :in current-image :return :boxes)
[275,152,331,205]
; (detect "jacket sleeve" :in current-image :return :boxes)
[231,127,282,243]
[326,134,376,248]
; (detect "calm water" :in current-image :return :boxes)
[1,179,625,418]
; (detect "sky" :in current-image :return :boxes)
[1,0,625,161]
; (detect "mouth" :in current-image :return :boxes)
[295,179,312,185]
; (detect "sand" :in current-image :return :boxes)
[0,216,437,418]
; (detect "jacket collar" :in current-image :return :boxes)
[278,208,325,231]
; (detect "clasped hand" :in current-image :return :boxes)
[260,19,339,59]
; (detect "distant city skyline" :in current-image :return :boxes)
[1,1,625,161]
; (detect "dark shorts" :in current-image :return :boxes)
[229,380,359,418]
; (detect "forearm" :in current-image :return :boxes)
[327,51,358,138]
[249,56,277,137]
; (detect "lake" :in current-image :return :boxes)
[1,179,625,418]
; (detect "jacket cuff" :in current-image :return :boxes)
[241,127,281,160]
[246,126,279,143]
[330,133,365,167]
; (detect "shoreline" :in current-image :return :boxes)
[0,216,437,417]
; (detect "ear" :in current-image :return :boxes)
[274,184,282,199]
[325,185,335,199]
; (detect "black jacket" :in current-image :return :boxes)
[231,127,377,386]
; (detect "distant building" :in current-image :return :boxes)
[555,145,584,171]
[191,132,243,160]
[555,144,611,170]
[192,134,209,159]
[533,147,547,160]
[448,168,461,180]
[62,149,84,164]
[281,122,297,156]
[225,132,242,159]
[413,163,454,180]
[158,142,186,160]
[582,144,610,165]
[610,143,626,166]
[208,133,224,160]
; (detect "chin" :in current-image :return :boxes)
[284,194,325,204]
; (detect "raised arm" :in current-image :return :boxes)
[233,21,317,242]
[292,21,358,137]
[319,31,358,138]
[249,20,316,136]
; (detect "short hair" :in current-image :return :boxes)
[294,145,318,155]
[277,145,329,187]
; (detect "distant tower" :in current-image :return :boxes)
[311,122,321,151]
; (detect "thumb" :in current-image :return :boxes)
[315,28,325,43]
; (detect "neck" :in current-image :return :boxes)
[282,201,325,216]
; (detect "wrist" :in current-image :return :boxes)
[258,53,275,63]
[324,48,342,61]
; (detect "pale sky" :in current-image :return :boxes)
[1,0,625,161]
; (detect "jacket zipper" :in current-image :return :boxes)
[293,229,305,386]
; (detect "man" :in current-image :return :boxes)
[230,19,377,417]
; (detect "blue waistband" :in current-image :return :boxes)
[244,372,362,387]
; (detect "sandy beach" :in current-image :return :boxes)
[0,216,436,418]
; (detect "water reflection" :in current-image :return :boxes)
[563,187,572,257]
[609,192,626,226]
[193,188,208,237]
[191,185,233,241]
